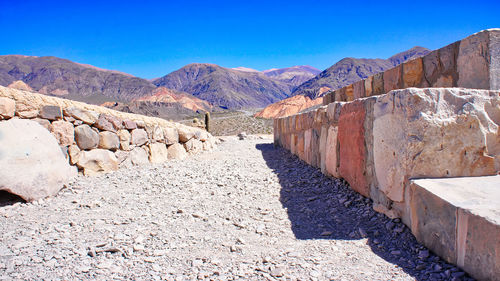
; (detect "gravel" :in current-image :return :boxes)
[0,136,473,280]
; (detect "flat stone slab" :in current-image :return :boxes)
[409,176,500,281]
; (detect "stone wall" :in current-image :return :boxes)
[274,87,500,280]
[0,86,218,176]
[322,28,500,105]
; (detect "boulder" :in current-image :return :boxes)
[130,147,149,165]
[50,120,75,147]
[373,88,500,203]
[0,119,73,201]
[74,124,99,150]
[98,131,120,151]
[117,129,131,150]
[68,145,81,165]
[148,143,168,163]
[77,149,118,176]
[94,114,123,132]
[64,107,99,125]
[131,128,148,146]
[0,97,15,119]
[39,105,62,121]
[167,143,187,160]
[163,127,179,145]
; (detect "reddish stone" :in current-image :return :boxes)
[383,65,402,93]
[338,100,369,197]
[353,80,365,99]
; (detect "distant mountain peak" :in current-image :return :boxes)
[232,67,260,73]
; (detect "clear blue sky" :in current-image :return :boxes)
[1,0,498,79]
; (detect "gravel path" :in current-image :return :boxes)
[0,136,472,280]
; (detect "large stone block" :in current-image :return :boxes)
[373,88,500,203]
[131,128,148,146]
[345,84,354,101]
[163,127,179,145]
[353,80,365,99]
[372,73,384,95]
[94,114,123,132]
[98,131,120,151]
[409,176,500,281]
[167,143,187,160]
[403,58,424,88]
[117,129,131,151]
[364,76,373,96]
[0,119,73,201]
[383,65,402,93]
[490,28,500,90]
[324,125,340,178]
[457,29,490,89]
[148,143,168,163]
[64,107,99,125]
[39,105,62,121]
[338,100,370,197]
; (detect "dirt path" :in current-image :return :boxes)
[0,137,470,280]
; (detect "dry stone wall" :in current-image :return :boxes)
[0,86,217,176]
[322,28,500,105]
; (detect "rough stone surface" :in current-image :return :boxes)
[74,125,99,150]
[383,65,402,93]
[490,29,500,90]
[32,118,51,130]
[457,30,490,89]
[148,143,168,164]
[98,131,120,151]
[117,129,131,151]
[0,137,469,280]
[130,147,149,166]
[0,119,72,201]
[39,105,62,121]
[50,120,75,147]
[410,176,500,281]
[373,88,500,202]
[167,143,187,160]
[76,149,119,176]
[403,58,424,88]
[131,129,148,146]
[68,145,81,165]
[17,110,38,119]
[94,114,123,132]
[372,73,384,95]
[324,126,340,178]
[184,138,203,153]
[163,127,179,145]
[64,107,99,125]
[123,119,137,130]
[338,100,370,197]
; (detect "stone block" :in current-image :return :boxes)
[490,29,500,90]
[130,147,149,166]
[50,120,75,147]
[0,97,15,119]
[353,80,365,99]
[345,84,354,101]
[167,143,187,160]
[17,110,38,118]
[164,127,179,145]
[148,143,168,163]
[372,72,384,95]
[77,149,119,176]
[131,128,148,146]
[39,105,62,121]
[457,29,490,89]
[94,114,123,132]
[64,107,99,125]
[74,124,99,150]
[424,42,459,87]
[364,76,373,96]
[319,126,328,173]
[338,100,370,197]
[324,125,339,178]
[117,129,131,151]
[373,88,499,203]
[98,131,120,151]
[383,65,402,93]
[32,118,51,130]
[403,57,424,88]
[409,176,500,281]
[123,119,137,130]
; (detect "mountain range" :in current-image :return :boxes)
[0,46,431,120]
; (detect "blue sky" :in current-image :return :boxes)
[1,0,498,79]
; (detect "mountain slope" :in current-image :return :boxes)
[0,55,156,104]
[292,46,431,99]
[153,63,292,109]
[263,65,321,88]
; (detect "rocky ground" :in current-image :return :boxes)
[0,136,472,280]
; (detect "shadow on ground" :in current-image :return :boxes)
[0,190,25,207]
[256,142,471,281]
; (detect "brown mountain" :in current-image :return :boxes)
[152,63,293,109]
[0,55,156,104]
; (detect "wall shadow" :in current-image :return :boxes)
[0,190,25,207]
[256,143,471,281]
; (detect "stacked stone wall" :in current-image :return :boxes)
[0,86,217,175]
[322,29,500,105]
